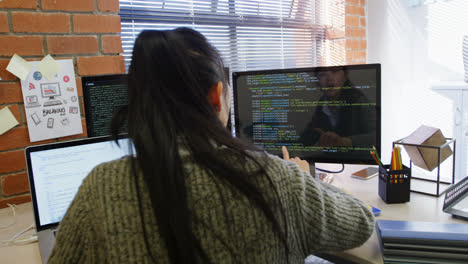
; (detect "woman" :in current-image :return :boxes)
[48,28,374,263]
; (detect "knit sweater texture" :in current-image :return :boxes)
[48,150,374,263]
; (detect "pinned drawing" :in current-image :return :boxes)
[20,58,82,142]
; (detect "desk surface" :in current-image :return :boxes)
[0,164,466,264]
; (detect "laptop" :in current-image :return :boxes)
[25,136,133,263]
[25,95,41,108]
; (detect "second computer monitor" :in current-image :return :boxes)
[232,64,381,164]
[82,74,128,137]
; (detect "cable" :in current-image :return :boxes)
[316,164,345,174]
[0,204,17,229]
[0,223,37,247]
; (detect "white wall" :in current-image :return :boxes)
[368,0,467,177]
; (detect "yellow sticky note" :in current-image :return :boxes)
[0,107,19,135]
[37,55,61,80]
[6,54,32,80]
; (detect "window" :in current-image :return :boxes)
[119,0,328,72]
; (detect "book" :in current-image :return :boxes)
[377,220,468,243]
[382,247,468,260]
[384,242,468,253]
[383,254,468,264]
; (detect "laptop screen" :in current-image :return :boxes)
[26,137,133,229]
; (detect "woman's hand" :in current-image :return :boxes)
[282,146,310,173]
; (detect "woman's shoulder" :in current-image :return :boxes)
[84,156,133,186]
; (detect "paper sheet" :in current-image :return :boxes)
[0,107,19,135]
[6,54,32,80]
[37,55,61,80]
[21,59,82,142]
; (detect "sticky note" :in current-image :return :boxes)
[6,54,32,80]
[0,107,19,135]
[37,55,61,80]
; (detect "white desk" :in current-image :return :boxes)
[0,164,466,264]
[321,163,467,264]
[0,202,41,264]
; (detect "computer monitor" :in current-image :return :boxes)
[41,83,61,99]
[232,64,381,165]
[82,74,128,137]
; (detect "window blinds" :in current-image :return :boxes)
[119,0,327,72]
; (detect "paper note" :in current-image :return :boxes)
[37,55,61,80]
[0,107,19,135]
[20,59,82,142]
[6,54,32,80]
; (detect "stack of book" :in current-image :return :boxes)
[376,220,468,264]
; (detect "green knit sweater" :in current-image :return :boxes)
[48,151,374,263]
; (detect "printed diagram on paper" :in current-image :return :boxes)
[21,59,82,142]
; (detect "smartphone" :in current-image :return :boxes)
[47,118,54,128]
[31,112,41,125]
[351,167,379,180]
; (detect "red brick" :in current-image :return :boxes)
[360,0,366,5]
[0,0,36,9]
[346,5,365,16]
[0,82,23,104]
[345,16,360,27]
[346,0,360,4]
[0,126,56,151]
[59,118,87,141]
[345,28,353,38]
[0,149,26,174]
[102,35,123,54]
[353,27,366,38]
[80,97,86,117]
[360,39,367,50]
[76,77,82,97]
[77,56,125,75]
[0,36,43,56]
[0,12,9,33]
[98,0,120,12]
[360,17,366,27]
[1,172,29,196]
[346,39,360,50]
[47,36,98,55]
[354,50,366,60]
[73,15,121,33]
[0,60,17,81]
[345,50,353,63]
[12,12,70,33]
[42,0,94,12]
[0,194,31,209]
[0,126,29,151]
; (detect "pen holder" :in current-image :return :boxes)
[378,165,411,204]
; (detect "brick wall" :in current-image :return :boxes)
[0,0,124,208]
[325,0,367,65]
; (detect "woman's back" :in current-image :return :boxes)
[49,147,374,263]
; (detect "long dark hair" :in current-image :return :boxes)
[111,28,288,263]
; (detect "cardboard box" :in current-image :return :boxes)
[402,125,452,171]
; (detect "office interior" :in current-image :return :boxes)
[1,0,468,263]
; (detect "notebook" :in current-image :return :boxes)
[25,136,133,263]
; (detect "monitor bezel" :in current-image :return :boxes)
[232,63,381,165]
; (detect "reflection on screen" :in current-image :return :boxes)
[233,64,380,163]
[30,138,133,226]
